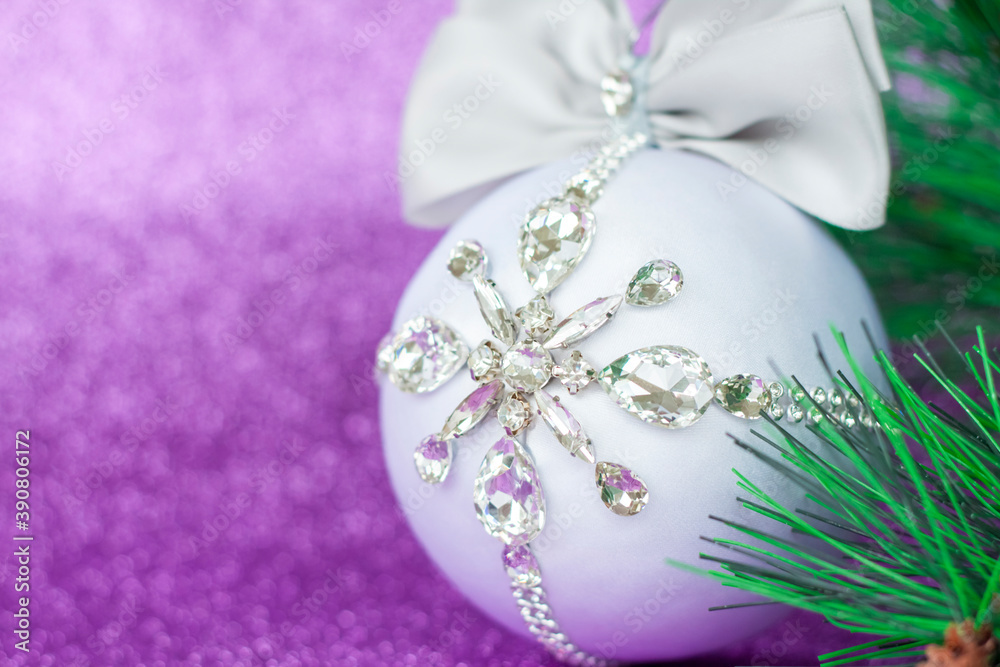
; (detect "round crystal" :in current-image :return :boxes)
[714,374,772,419]
[838,409,856,429]
[514,295,555,341]
[447,240,488,281]
[468,340,502,382]
[552,350,594,395]
[413,434,452,485]
[385,317,468,394]
[501,342,554,393]
[625,259,684,307]
[598,345,715,429]
[498,393,532,435]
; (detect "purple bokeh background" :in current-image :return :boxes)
[0,1,878,664]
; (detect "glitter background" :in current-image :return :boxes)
[0,0,883,665]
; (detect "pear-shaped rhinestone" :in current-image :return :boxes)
[440,379,504,439]
[534,389,595,464]
[600,69,634,117]
[596,462,648,516]
[502,544,541,587]
[447,240,488,281]
[598,345,715,429]
[543,295,622,350]
[518,197,596,295]
[383,317,468,394]
[413,434,453,484]
[501,342,554,393]
[625,259,683,307]
[473,436,545,546]
[473,275,517,346]
[714,374,772,419]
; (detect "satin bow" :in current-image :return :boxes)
[398,0,892,231]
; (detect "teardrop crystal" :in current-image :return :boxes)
[625,259,683,307]
[714,374,772,419]
[473,436,545,546]
[518,197,596,295]
[534,389,595,463]
[596,462,649,516]
[413,434,453,484]
[440,379,504,439]
[473,275,517,346]
[502,544,542,587]
[598,345,715,429]
[543,296,622,350]
[447,239,488,282]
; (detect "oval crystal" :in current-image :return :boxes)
[440,379,504,439]
[534,389,595,463]
[543,295,622,350]
[473,275,517,346]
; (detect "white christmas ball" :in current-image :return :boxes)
[381,148,886,663]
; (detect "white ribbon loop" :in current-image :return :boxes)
[400,0,891,231]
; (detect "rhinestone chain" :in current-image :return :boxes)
[511,583,608,666]
[563,132,649,206]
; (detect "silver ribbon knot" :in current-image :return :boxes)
[398,0,892,231]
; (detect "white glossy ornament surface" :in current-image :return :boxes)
[381,149,887,663]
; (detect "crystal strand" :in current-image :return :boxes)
[505,556,609,666]
[567,133,648,204]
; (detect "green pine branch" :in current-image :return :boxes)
[834,0,1000,348]
[673,327,1000,666]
